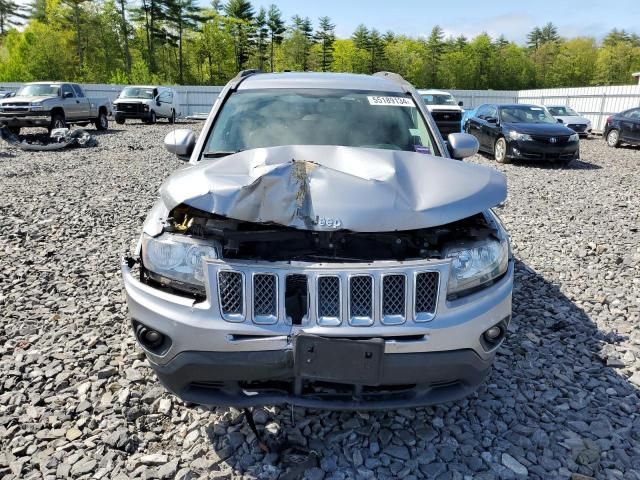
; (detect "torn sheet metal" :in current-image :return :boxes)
[159,145,507,233]
[0,126,97,151]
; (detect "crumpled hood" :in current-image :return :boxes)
[159,145,507,232]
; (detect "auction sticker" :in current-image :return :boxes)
[367,96,415,107]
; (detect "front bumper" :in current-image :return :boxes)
[121,256,513,408]
[114,111,153,120]
[508,139,579,161]
[0,113,51,127]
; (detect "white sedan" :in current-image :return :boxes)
[547,105,592,137]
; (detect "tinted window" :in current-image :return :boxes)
[421,93,457,106]
[500,105,556,124]
[485,106,497,119]
[623,109,640,119]
[475,105,489,118]
[61,84,75,98]
[72,84,85,97]
[205,89,438,156]
[159,91,173,102]
[119,87,155,99]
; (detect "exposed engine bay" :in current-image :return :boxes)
[164,204,499,263]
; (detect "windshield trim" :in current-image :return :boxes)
[199,88,441,161]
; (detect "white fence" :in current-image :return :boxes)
[3,81,640,131]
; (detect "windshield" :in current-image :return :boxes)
[547,106,578,116]
[421,93,456,106]
[500,105,557,124]
[204,89,437,156]
[119,87,155,99]
[17,84,60,97]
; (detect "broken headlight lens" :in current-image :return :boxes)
[141,233,220,292]
[445,238,509,299]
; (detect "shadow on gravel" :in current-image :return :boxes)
[200,259,639,480]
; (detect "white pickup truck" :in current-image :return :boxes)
[0,82,112,134]
[418,89,465,138]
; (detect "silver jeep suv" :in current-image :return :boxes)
[121,71,513,409]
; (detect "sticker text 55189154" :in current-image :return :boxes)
[367,96,415,107]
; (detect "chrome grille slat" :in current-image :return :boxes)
[218,271,243,319]
[317,276,341,325]
[349,275,373,326]
[253,273,277,324]
[415,272,439,322]
[382,274,406,325]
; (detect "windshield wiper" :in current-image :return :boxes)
[203,151,241,158]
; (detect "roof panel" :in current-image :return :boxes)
[238,72,405,92]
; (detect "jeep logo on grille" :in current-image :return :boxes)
[316,216,342,229]
[549,137,557,143]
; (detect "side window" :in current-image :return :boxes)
[485,106,497,120]
[475,105,488,119]
[625,109,640,120]
[159,91,173,103]
[61,84,75,98]
[72,84,85,98]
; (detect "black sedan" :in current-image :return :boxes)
[604,108,640,148]
[464,104,580,164]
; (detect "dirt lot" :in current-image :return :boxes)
[0,122,639,480]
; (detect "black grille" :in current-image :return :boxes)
[382,275,406,318]
[117,102,143,113]
[567,124,586,132]
[531,135,570,144]
[431,110,462,122]
[218,271,243,315]
[350,276,373,318]
[253,274,277,318]
[318,276,340,319]
[415,272,439,315]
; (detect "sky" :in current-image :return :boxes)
[248,0,640,45]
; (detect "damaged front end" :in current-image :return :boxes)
[122,145,513,409]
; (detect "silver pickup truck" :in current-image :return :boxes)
[0,82,111,134]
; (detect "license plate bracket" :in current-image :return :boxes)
[294,335,384,385]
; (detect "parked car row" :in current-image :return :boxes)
[0,82,180,134]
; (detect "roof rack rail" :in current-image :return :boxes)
[373,71,410,86]
[229,69,262,91]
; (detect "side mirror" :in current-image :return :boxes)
[63,91,74,98]
[458,101,464,107]
[164,129,196,161]
[156,99,161,107]
[486,117,498,124]
[447,132,479,160]
[557,118,563,123]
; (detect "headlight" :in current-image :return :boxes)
[569,133,579,142]
[30,103,44,111]
[508,131,532,141]
[445,238,509,299]
[141,233,221,293]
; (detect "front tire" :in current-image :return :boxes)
[115,115,125,125]
[606,129,620,148]
[146,111,156,124]
[168,109,176,124]
[494,137,510,163]
[8,127,20,135]
[49,113,66,132]
[95,111,108,131]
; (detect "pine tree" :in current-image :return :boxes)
[224,0,254,71]
[540,22,560,44]
[266,4,285,72]
[315,16,335,72]
[115,0,131,77]
[0,0,28,34]
[291,15,313,70]
[130,0,166,73]
[527,27,542,50]
[255,7,268,71]
[165,0,203,83]
[425,25,445,86]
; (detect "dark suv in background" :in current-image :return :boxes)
[604,108,640,148]
[464,103,580,164]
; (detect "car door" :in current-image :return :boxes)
[624,109,640,142]
[481,105,500,150]
[71,84,91,118]
[466,105,487,148]
[158,89,172,117]
[60,84,80,120]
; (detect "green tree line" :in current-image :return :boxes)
[1,0,639,89]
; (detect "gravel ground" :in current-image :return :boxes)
[0,123,639,480]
